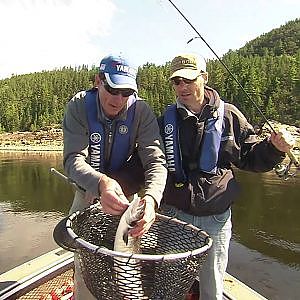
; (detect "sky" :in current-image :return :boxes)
[0,0,299,79]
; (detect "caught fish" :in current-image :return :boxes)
[113,196,146,298]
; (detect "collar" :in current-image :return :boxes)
[204,86,221,108]
[176,86,221,121]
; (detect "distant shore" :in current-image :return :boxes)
[0,121,299,154]
[0,144,63,152]
[0,129,63,152]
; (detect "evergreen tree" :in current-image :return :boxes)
[0,18,299,131]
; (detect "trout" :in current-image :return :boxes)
[113,196,146,298]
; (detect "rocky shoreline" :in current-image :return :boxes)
[260,120,300,149]
[0,121,299,154]
[0,128,63,152]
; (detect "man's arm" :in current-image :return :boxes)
[63,93,129,215]
[63,92,102,197]
[135,101,168,207]
[228,104,287,172]
[129,101,167,237]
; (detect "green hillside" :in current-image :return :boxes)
[237,18,300,57]
[0,19,299,132]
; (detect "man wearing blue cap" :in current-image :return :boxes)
[63,54,167,299]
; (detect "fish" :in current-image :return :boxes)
[113,196,146,298]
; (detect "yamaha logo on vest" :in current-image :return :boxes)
[164,123,175,172]
[90,132,101,143]
[164,123,173,135]
[89,132,102,171]
[119,125,128,135]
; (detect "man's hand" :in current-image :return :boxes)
[99,174,129,215]
[129,195,157,237]
[270,130,294,153]
[84,191,98,205]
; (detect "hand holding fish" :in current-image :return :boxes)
[84,191,98,205]
[128,195,156,237]
[270,130,294,153]
[99,174,130,215]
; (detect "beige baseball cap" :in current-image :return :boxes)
[170,53,206,80]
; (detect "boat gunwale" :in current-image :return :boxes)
[0,249,74,300]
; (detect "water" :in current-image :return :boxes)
[0,152,72,272]
[227,171,300,300]
[0,152,299,299]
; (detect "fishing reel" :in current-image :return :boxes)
[274,160,297,180]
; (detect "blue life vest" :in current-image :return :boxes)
[85,90,136,172]
[163,100,225,182]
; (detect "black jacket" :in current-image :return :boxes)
[158,86,285,216]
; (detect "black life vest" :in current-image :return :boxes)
[163,100,225,182]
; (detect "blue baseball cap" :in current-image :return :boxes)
[99,54,138,92]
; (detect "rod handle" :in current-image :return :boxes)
[287,150,300,168]
[50,167,68,181]
[50,167,86,193]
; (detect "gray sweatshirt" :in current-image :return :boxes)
[63,89,167,206]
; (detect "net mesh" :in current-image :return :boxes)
[69,204,211,300]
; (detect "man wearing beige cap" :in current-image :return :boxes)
[159,53,293,300]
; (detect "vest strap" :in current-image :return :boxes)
[85,90,105,172]
[163,100,225,181]
[163,105,186,183]
[85,90,136,172]
[109,96,136,172]
[198,100,225,174]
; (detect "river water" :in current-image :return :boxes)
[0,152,299,299]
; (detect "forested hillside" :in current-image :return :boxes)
[139,17,300,126]
[0,19,299,132]
[206,51,299,126]
[238,19,300,57]
[0,66,97,132]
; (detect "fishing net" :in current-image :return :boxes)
[63,203,212,300]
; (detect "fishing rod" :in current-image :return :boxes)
[50,167,86,194]
[167,0,299,177]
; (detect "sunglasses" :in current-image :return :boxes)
[103,81,134,97]
[171,76,199,86]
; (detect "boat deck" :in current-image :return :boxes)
[0,248,267,300]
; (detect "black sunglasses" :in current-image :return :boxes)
[171,76,199,86]
[103,81,134,97]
